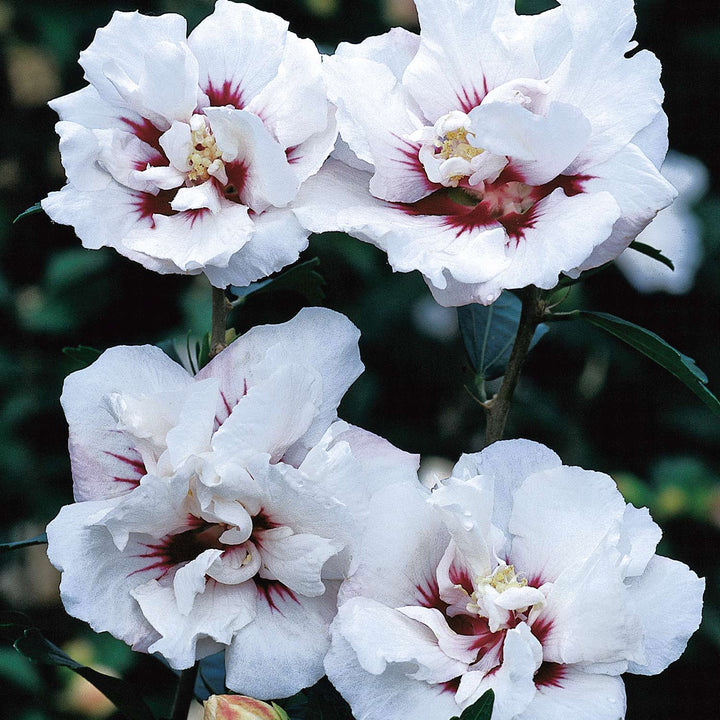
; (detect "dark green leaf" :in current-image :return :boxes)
[0,611,33,643]
[0,533,47,553]
[628,240,675,271]
[450,689,495,720]
[458,293,548,381]
[14,628,155,720]
[13,203,42,224]
[229,258,326,306]
[197,332,211,371]
[63,345,102,370]
[12,631,147,715]
[577,311,720,415]
[194,651,225,700]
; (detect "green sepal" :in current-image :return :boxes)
[13,202,43,224]
[449,689,495,720]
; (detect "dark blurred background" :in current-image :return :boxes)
[1,0,718,717]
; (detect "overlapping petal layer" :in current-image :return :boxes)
[47,309,420,698]
[298,0,676,305]
[42,0,336,287]
[326,439,704,719]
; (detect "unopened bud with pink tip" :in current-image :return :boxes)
[203,695,289,720]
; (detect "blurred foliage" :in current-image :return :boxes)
[0,0,719,718]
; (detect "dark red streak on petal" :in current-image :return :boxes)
[130,520,224,580]
[223,161,248,203]
[390,135,438,192]
[397,173,594,243]
[449,562,474,596]
[439,677,461,696]
[255,577,299,613]
[530,614,554,646]
[534,662,567,689]
[205,79,245,109]
[252,510,281,534]
[456,80,489,113]
[104,451,146,477]
[416,576,448,613]
[286,145,302,165]
[112,476,141,488]
[122,117,165,156]
[132,189,176,226]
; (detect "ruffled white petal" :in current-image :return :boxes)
[625,555,704,676]
[122,189,254,274]
[132,575,257,669]
[517,667,626,720]
[404,0,537,121]
[456,624,541,717]
[325,629,461,720]
[78,11,188,109]
[467,100,592,185]
[336,597,467,684]
[188,0,288,107]
[509,465,627,583]
[324,52,432,203]
[202,207,310,289]
[538,539,645,666]
[226,582,340,699]
[198,307,363,463]
[46,498,159,652]
[246,33,328,149]
[256,527,341,596]
[571,143,676,273]
[451,439,562,536]
[60,345,191,501]
[204,106,299,212]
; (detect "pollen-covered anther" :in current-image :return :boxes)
[412,110,508,189]
[187,116,226,184]
[486,564,528,592]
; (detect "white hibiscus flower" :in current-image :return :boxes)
[616,151,708,294]
[294,0,676,306]
[326,440,704,720]
[42,0,336,288]
[46,308,420,699]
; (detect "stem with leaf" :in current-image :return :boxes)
[209,285,230,359]
[171,664,199,720]
[483,286,545,446]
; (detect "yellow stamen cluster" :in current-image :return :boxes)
[487,564,527,593]
[437,127,484,162]
[188,123,224,183]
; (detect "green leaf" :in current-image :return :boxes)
[13,203,42,224]
[628,240,675,271]
[458,292,548,381]
[63,345,102,370]
[450,689,495,720]
[197,332,212,371]
[13,628,155,720]
[577,311,720,415]
[229,258,326,306]
[0,533,47,554]
[194,651,225,700]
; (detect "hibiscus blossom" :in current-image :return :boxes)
[326,440,704,720]
[294,0,676,305]
[42,1,336,288]
[46,308,419,699]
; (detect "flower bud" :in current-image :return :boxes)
[203,695,289,720]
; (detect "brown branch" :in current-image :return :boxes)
[484,286,544,446]
[209,285,230,359]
